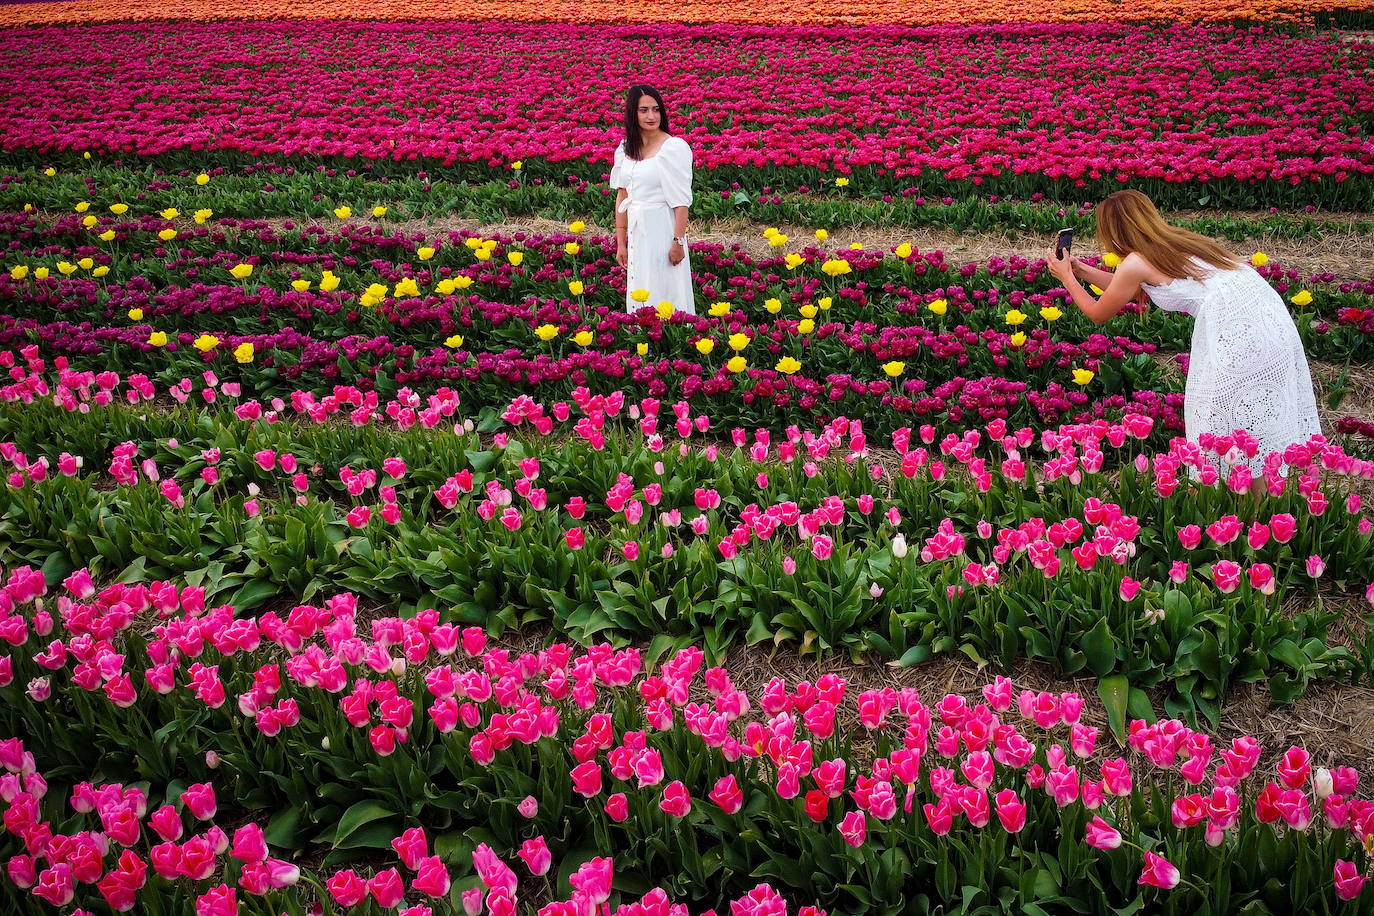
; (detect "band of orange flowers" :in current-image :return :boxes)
[0,0,1370,25]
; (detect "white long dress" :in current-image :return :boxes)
[609,136,696,315]
[1142,257,1320,468]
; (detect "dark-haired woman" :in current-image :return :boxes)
[610,85,695,315]
[1047,189,1319,475]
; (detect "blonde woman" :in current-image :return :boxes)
[1047,189,1320,470]
[610,84,695,315]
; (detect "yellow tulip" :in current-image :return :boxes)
[1010,332,1027,347]
[655,301,675,320]
[728,333,750,351]
[895,243,913,259]
[234,342,254,364]
[1072,368,1095,385]
[1291,290,1312,306]
[229,264,253,280]
[1250,252,1268,267]
[569,221,586,234]
[319,272,340,292]
[797,319,815,334]
[83,152,91,159]
[510,161,522,171]
[768,234,789,248]
[1089,284,1104,296]
[57,261,77,275]
[568,280,585,296]
[464,238,483,250]
[160,208,179,220]
[882,361,905,377]
[98,230,115,242]
[9,266,28,280]
[763,227,779,239]
[821,259,851,277]
[196,173,210,185]
[695,338,715,355]
[291,280,311,292]
[835,177,849,187]
[764,298,782,314]
[110,204,128,215]
[194,209,213,224]
[43,167,55,177]
[630,289,650,304]
[775,356,802,374]
[814,229,829,242]
[393,277,420,298]
[445,334,464,348]
[33,267,48,280]
[1039,306,1063,322]
[636,342,649,355]
[361,282,389,307]
[127,308,143,321]
[92,266,109,278]
[564,242,581,256]
[928,299,948,316]
[454,276,473,289]
[784,253,805,269]
[572,330,594,346]
[193,333,219,352]
[535,324,559,341]
[436,279,457,295]
[818,297,833,310]
[850,243,864,251]
[799,304,818,319]
[82,216,98,228]
[77,258,93,270]
[1103,252,1122,268]
[708,301,732,317]
[333,206,352,219]
[148,331,167,347]
[74,202,89,213]
[1005,309,1027,325]
[726,355,747,373]
[158,229,177,242]
[507,252,524,267]
[417,247,435,261]
[372,206,388,218]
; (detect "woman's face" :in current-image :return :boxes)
[635,96,662,133]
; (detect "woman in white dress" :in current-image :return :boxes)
[610,85,696,315]
[1047,189,1320,471]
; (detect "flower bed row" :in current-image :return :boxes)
[2,206,1369,435]
[2,23,1373,207]
[0,568,1372,915]
[0,352,1370,720]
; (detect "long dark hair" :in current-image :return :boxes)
[623,85,670,161]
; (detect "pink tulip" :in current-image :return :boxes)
[195,884,237,916]
[811,535,834,560]
[327,870,368,907]
[1334,861,1369,901]
[180,784,217,820]
[660,780,692,817]
[1211,561,1241,594]
[1270,513,1297,543]
[392,827,428,870]
[839,810,867,847]
[994,789,1026,833]
[1084,816,1122,850]
[1306,555,1326,578]
[369,868,406,907]
[517,838,551,876]
[1248,563,1275,595]
[1138,851,1180,889]
[604,793,629,822]
[710,775,745,814]
[230,823,267,864]
[413,856,452,897]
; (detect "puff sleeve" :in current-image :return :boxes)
[658,137,693,209]
[609,141,627,190]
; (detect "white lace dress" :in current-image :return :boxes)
[1142,258,1321,468]
[609,136,696,315]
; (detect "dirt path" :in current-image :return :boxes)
[273,213,1374,283]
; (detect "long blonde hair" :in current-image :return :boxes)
[1096,190,1241,281]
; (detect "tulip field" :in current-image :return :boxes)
[4,0,1374,912]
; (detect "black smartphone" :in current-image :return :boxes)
[1056,228,1073,258]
